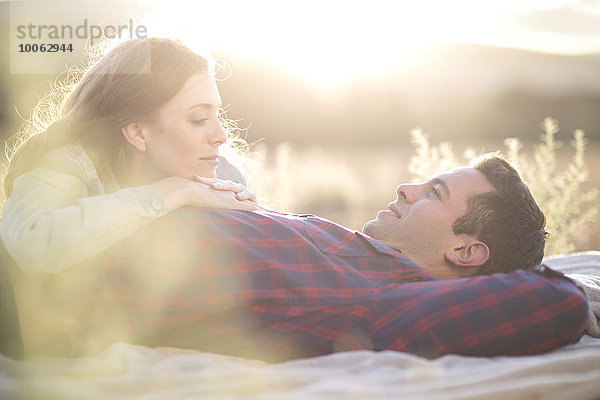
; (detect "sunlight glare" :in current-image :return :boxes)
[139,0,597,88]
[140,0,462,88]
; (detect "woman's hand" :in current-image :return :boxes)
[193,176,257,202]
[150,177,260,212]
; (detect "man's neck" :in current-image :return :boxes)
[377,240,457,280]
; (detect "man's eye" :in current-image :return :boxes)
[429,187,441,198]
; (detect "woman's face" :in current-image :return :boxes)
[139,72,227,180]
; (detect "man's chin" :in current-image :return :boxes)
[361,219,377,236]
[362,211,394,236]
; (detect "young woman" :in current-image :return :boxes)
[1,37,257,275]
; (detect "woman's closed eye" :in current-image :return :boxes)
[190,118,209,126]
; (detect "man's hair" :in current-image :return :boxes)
[452,153,548,275]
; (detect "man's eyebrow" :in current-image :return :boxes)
[187,103,222,111]
[429,177,451,198]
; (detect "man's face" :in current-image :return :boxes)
[362,167,494,278]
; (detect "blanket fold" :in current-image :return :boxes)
[544,251,600,337]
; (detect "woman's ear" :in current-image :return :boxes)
[444,238,490,271]
[121,123,147,152]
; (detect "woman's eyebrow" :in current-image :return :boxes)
[186,103,222,111]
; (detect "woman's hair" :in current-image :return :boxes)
[3,37,222,198]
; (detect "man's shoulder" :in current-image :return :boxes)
[182,208,322,225]
[204,209,415,261]
[159,207,435,282]
[173,208,407,259]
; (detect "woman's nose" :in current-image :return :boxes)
[209,120,228,147]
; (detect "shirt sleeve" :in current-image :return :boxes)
[368,265,588,358]
[0,168,168,274]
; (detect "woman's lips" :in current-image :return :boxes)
[199,155,219,165]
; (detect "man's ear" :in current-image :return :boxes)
[121,122,148,152]
[444,238,490,269]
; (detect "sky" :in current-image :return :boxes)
[132,0,600,85]
[7,0,600,82]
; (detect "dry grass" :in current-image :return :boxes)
[244,120,599,255]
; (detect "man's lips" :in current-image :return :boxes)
[387,203,401,218]
[199,155,218,161]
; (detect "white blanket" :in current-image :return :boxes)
[2,339,599,400]
[544,251,600,337]
[1,252,599,400]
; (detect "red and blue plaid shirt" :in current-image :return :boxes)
[84,208,587,361]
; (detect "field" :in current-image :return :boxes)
[242,138,600,256]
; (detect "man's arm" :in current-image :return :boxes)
[368,265,588,358]
[175,263,587,362]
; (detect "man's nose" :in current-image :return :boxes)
[396,184,417,204]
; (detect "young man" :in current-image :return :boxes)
[19,155,589,361]
[362,154,548,279]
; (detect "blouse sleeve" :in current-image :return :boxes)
[0,145,251,274]
[0,154,168,274]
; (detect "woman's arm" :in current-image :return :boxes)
[0,168,166,273]
[1,162,257,275]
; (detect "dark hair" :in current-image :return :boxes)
[452,153,548,275]
[3,37,212,197]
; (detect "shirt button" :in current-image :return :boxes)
[151,199,163,211]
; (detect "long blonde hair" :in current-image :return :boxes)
[3,37,215,198]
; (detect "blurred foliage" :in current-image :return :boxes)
[408,118,598,256]
[248,118,598,256]
[246,143,363,222]
[506,119,598,255]
[245,142,411,230]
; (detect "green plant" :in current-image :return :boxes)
[505,118,598,255]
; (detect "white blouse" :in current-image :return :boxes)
[0,144,245,274]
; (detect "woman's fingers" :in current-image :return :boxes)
[235,188,257,202]
[188,182,260,211]
[211,180,245,193]
[215,193,260,211]
[193,176,218,185]
[152,177,259,212]
[194,176,253,198]
[235,200,261,211]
